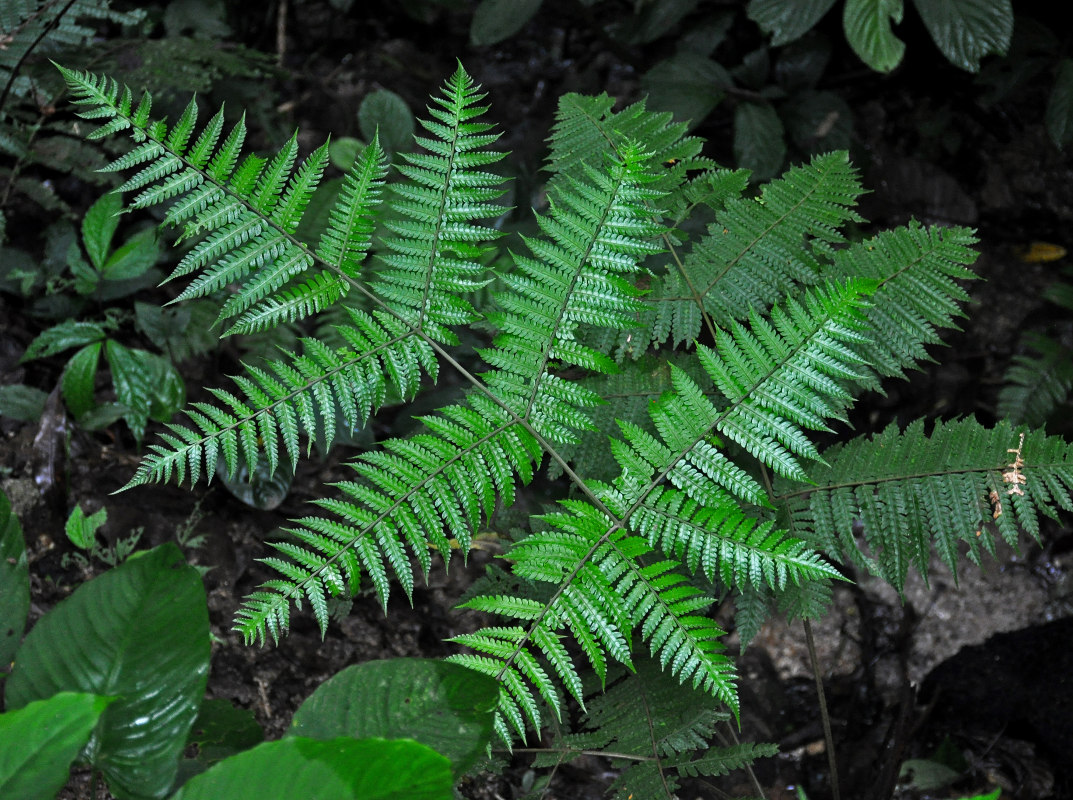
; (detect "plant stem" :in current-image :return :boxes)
[804,618,840,800]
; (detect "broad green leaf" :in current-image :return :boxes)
[358,90,414,155]
[105,342,185,441]
[0,384,47,422]
[102,227,159,281]
[0,692,114,800]
[469,0,543,46]
[21,320,107,362]
[61,341,102,418]
[782,90,853,154]
[81,192,122,271]
[0,488,29,670]
[5,543,210,800]
[733,101,786,179]
[328,137,365,171]
[748,0,837,46]
[170,737,453,800]
[843,0,905,73]
[64,504,108,550]
[1046,59,1073,149]
[134,301,217,363]
[215,452,293,510]
[641,52,732,129]
[912,0,1012,73]
[174,699,264,788]
[288,658,498,777]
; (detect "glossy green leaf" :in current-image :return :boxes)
[5,543,210,800]
[912,0,1012,72]
[357,90,414,155]
[748,0,837,46]
[0,692,114,800]
[21,320,107,362]
[105,342,186,441]
[64,504,107,550]
[61,341,102,418]
[843,0,905,72]
[215,453,293,510]
[641,52,732,129]
[103,227,160,281]
[289,658,498,777]
[81,192,122,271]
[469,0,542,45]
[1046,59,1073,149]
[174,699,264,788]
[0,488,29,670]
[171,737,453,800]
[733,101,786,179]
[0,384,47,422]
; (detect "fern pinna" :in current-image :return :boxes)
[59,56,1073,788]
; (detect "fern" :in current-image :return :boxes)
[62,58,1073,789]
[998,332,1073,427]
[530,658,777,800]
[775,418,1073,590]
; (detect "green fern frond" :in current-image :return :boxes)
[450,499,737,739]
[58,66,341,331]
[624,151,866,355]
[119,308,437,490]
[700,278,875,481]
[776,418,1073,590]
[998,332,1073,426]
[827,221,979,389]
[4,4,142,101]
[372,62,508,345]
[531,658,773,800]
[545,93,704,194]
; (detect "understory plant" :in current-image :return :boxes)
[0,487,495,799]
[38,58,1073,798]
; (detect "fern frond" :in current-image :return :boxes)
[699,278,875,481]
[998,332,1073,427]
[530,658,773,800]
[776,418,1073,590]
[826,221,979,389]
[119,308,437,490]
[58,64,343,330]
[625,151,866,355]
[450,500,738,738]
[372,62,508,345]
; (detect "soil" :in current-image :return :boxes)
[3,2,1073,799]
